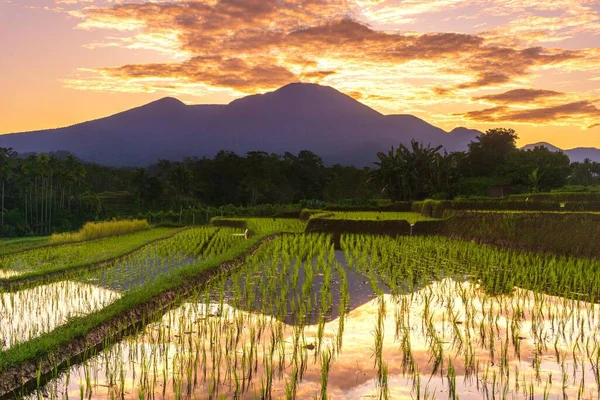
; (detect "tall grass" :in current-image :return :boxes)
[50,219,151,244]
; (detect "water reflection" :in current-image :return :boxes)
[1,228,240,354]
[26,278,600,399]
[0,281,120,350]
[222,251,390,325]
[77,227,241,292]
[19,234,600,399]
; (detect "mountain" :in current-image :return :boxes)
[0,82,483,166]
[564,148,600,163]
[521,142,563,152]
[521,142,600,163]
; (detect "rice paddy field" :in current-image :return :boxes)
[0,227,179,280]
[314,212,437,223]
[2,215,600,399]
[0,237,51,256]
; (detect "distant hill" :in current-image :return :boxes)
[0,83,484,167]
[521,142,600,163]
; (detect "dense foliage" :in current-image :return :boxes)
[0,127,593,236]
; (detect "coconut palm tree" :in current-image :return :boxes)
[369,140,443,201]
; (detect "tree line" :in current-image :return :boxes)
[370,128,576,201]
[0,128,597,236]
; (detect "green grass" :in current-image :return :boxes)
[0,227,179,281]
[315,211,438,224]
[211,217,307,234]
[0,236,51,256]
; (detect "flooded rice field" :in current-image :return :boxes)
[16,234,600,399]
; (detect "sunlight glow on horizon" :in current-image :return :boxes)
[1,0,600,149]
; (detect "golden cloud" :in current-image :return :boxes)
[474,89,565,104]
[458,100,600,125]
[55,0,600,131]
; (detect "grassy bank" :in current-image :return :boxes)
[316,211,435,223]
[210,217,307,234]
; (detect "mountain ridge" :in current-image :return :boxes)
[2,82,598,166]
[521,141,600,163]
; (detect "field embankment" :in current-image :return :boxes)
[306,210,600,258]
[0,237,51,256]
[426,211,600,258]
[0,227,189,290]
[210,217,307,234]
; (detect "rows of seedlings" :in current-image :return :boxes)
[0,227,242,351]
[0,227,179,279]
[9,226,600,399]
[0,219,307,397]
[0,237,51,257]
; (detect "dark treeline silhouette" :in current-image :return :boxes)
[0,128,594,237]
[370,128,573,201]
[0,149,375,236]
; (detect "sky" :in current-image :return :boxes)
[1,0,600,149]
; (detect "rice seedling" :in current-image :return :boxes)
[0,226,246,363]
[0,236,51,256]
[0,280,120,350]
[0,227,178,279]
[312,211,437,223]
[9,228,600,400]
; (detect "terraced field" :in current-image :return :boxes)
[2,216,599,399]
[0,227,179,280]
[0,237,51,256]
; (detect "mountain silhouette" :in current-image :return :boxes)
[2,82,592,166]
[521,142,600,163]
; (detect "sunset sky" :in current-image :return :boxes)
[1,0,600,149]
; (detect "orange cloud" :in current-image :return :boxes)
[458,100,600,124]
[74,5,590,95]
[54,0,600,133]
[100,56,299,91]
[474,89,565,104]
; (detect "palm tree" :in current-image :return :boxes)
[570,158,595,186]
[0,148,17,230]
[432,151,459,198]
[369,146,407,201]
[64,154,86,211]
[168,163,193,207]
[369,140,442,201]
[132,168,151,208]
[528,167,545,193]
[409,140,443,198]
